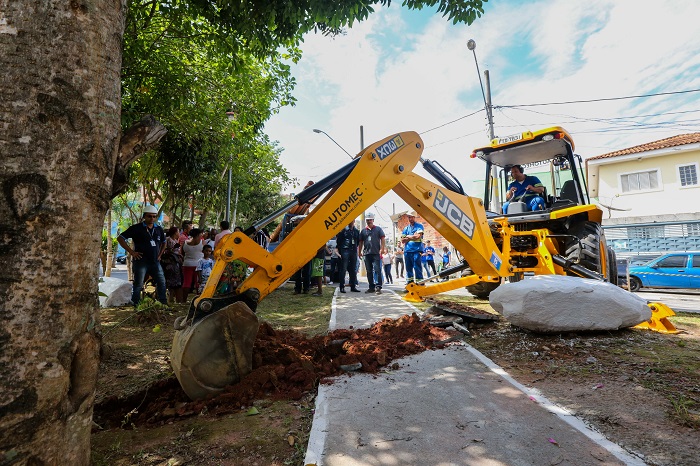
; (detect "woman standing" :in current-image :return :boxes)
[382,249,394,284]
[161,226,184,303]
[181,228,204,299]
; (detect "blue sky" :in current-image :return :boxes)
[264,0,700,232]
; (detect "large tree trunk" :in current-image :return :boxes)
[0,0,125,463]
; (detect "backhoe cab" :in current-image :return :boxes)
[442,127,617,299]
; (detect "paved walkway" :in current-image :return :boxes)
[304,279,646,466]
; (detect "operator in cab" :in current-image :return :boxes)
[503,165,545,214]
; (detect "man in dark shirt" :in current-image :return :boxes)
[335,220,361,293]
[117,205,167,306]
[358,212,386,295]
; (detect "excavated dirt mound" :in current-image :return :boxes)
[94,313,459,429]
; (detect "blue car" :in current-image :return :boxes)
[628,252,700,292]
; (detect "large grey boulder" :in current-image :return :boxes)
[99,276,133,307]
[490,276,650,333]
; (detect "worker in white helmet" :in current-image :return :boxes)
[117,204,168,307]
[358,212,386,295]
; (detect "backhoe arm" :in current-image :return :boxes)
[392,172,507,301]
[196,131,425,311]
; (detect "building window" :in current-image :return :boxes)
[678,164,698,187]
[620,170,659,193]
[687,223,700,236]
[628,226,664,239]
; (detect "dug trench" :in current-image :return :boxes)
[93,313,460,429]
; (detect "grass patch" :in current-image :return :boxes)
[256,282,333,336]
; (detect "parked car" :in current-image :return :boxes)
[116,254,127,264]
[628,252,700,292]
[616,258,629,289]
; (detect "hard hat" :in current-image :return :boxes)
[365,212,375,219]
[143,205,158,215]
[407,210,417,217]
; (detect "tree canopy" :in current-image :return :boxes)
[118,0,488,228]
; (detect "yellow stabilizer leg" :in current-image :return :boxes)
[633,302,680,334]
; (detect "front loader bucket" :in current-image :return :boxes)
[633,302,680,334]
[171,302,259,400]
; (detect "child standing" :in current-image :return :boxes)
[441,246,452,281]
[196,244,215,293]
[310,245,325,295]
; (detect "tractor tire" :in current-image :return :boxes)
[629,276,642,292]
[564,221,605,276]
[607,247,618,286]
[466,280,501,299]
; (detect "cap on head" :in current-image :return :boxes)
[365,212,375,220]
[143,205,158,215]
[407,210,417,217]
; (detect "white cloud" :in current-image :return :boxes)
[265,0,700,218]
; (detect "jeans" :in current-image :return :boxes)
[383,263,393,283]
[330,256,341,282]
[395,257,404,277]
[293,261,312,293]
[405,251,423,283]
[364,254,382,290]
[340,249,358,290]
[427,259,436,276]
[503,194,545,214]
[132,260,167,305]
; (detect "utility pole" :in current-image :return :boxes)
[467,39,500,212]
[484,70,500,212]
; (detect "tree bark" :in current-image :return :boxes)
[0,0,125,463]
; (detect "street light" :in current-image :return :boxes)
[312,128,353,159]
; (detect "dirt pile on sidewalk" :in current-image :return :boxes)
[94,313,459,429]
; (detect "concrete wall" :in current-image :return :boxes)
[596,150,700,220]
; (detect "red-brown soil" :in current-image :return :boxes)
[93,313,458,429]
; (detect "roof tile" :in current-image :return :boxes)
[589,133,700,160]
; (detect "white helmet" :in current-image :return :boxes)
[143,205,158,215]
[365,212,375,220]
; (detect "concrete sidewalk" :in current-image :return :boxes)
[304,281,645,466]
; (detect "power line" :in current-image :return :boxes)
[419,108,483,135]
[500,88,700,108]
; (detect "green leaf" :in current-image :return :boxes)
[245,406,260,416]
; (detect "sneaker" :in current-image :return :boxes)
[350,288,361,292]
[365,288,376,294]
[375,288,382,295]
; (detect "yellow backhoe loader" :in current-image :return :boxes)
[171,128,677,400]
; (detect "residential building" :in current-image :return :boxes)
[586,133,700,261]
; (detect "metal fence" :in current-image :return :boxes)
[604,220,700,263]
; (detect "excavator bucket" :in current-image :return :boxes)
[170,302,259,400]
[633,302,680,334]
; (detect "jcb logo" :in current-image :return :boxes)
[376,135,404,159]
[433,190,475,239]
